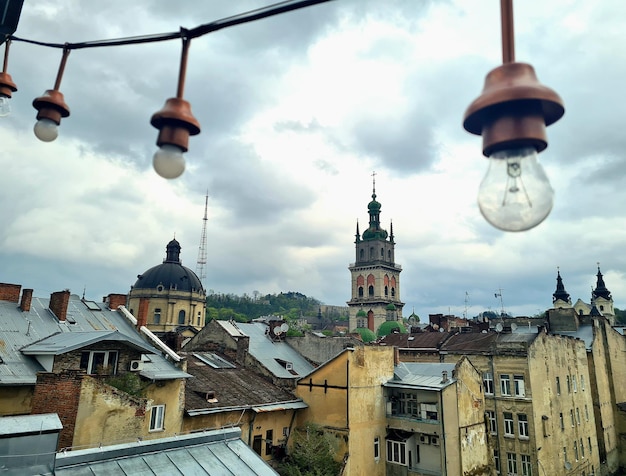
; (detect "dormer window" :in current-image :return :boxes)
[80,350,118,375]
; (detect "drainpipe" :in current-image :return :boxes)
[439,389,447,475]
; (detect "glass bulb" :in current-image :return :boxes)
[0,95,11,117]
[477,146,554,232]
[153,144,185,179]
[34,118,59,142]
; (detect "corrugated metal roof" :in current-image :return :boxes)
[253,400,308,413]
[0,413,62,436]
[238,322,315,379]
[0,294,188,385]
[216,319,247,338]
[21,330,157,355]
[54,428,278,476]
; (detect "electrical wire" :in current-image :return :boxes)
[8,0,336,50]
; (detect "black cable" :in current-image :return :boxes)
[9,0,335,50]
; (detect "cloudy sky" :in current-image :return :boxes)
[1,0,625,320]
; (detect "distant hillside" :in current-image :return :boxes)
[205,291,321,323]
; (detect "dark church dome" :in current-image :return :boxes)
[133,239,204,293]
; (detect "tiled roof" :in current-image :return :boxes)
[379,331,454,349]
[183,352,304,414]
[440,331,538,354]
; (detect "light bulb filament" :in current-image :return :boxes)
[502,159,532,208]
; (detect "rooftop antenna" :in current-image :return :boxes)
[495,287,506,316]
[195,191,208,285]
[463,291,469,319]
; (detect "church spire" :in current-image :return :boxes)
[362,171,388,241]
[592,264,612,300]
[552,268,571,304]
[355,221,361,243]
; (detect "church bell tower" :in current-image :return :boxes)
[348,176,404,333]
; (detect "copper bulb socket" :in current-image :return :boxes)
[0,72,17,98]
[32,89,70,124]
[151,97,201,152]
[463,62,564,156]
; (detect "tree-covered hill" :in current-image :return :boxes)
[205,291,322,323]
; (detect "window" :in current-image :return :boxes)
[559,412,564,430]
[504,412,514,436]
[420,403,438,421]
[514,375,526,397]
[178,309,185,325]
[566,375,571,393]
[265,429,273,456]
[563,447,567,464]
[576,408,581,425]
[149,404,165,431]
[588,437,592,454]
[500,374,511,396]
[580,438,585,458]
[507,453,517,475]
[79,350,118,375]
[573,376,578,392]
[253,435,262,455]
[368,285,374,297]
[374,437,380,460]
[154,308,161,324]
[518,414,529,438]
[486,411,497,434]
[397,392,418,417]
[556,376,561,395]
[521,454,532,476]
[358,287,364,297]
[570,409,575,427]
[574,441,579,461]
[483,372,494,395]
[585,405,590,421]
[494,449,500,474]
[386,440,406,465]
[384,286,388,296]
[581,375,585,391]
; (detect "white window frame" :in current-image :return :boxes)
[507,452,517,475]
[504,412,514,437]
[500,374,511,396]
[521,454,532,476]
[486,410,497,434]
[483,372,494,395]
[374,436,380,461]
[149,404,165,432]
[514,375,526,397]
[80,350,118,375]
[518,414,529,439]
[386,440,406,465]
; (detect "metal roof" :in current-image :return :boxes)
[55,428,278,476]
[0,293,188,385]
[237,322,315,379]
[551,325,595,350]
[385,362,457,390]
[0,413,62,436]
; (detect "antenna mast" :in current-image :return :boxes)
[196,191,208,284]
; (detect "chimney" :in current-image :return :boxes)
[441,370,449,384]
[0,283,21,303]
[236,336,250,365]
[20,288,33,312]
[49,290,70,321]
[104,293,127,310]
[137,298,149,329]
[394,347,400,366]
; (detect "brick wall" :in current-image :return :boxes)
[49,290,70,321]
[104,293,127,310]
[31,370,84,450]
[20,288,33,312]
[0,283,21,303]
[137,298,149,328]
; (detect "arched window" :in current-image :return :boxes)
[154,308,161,324]
[360,249,364,260]
[178,310,186,325]
[391,288,396,297]
[358,286,364,297]
[385,286,388,296]
[380,247,384,258]
[599,305,604,311]
[388,250,391,260]
[369,247,374,259]
[369,285,374,297]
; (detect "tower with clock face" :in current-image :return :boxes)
[347,178,404,334]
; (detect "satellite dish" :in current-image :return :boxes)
[439,328,444,333]
[495,323,504,333]
[281,323,289,333]
[511,323,518,331]
[564,462,572,470]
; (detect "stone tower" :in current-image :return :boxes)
[348,178,404,333]
[591,265,614,324]
[552,268,572,309]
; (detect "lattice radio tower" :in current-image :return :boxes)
[195,192,208,284]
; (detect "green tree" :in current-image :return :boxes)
[278,424,341,476]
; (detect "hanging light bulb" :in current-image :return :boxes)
[150,33,200,179]
[463,1,564,232]
[32,49,71,142]
[0,40,18,118]
[477,146,553,231]
[153,144,185,179]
